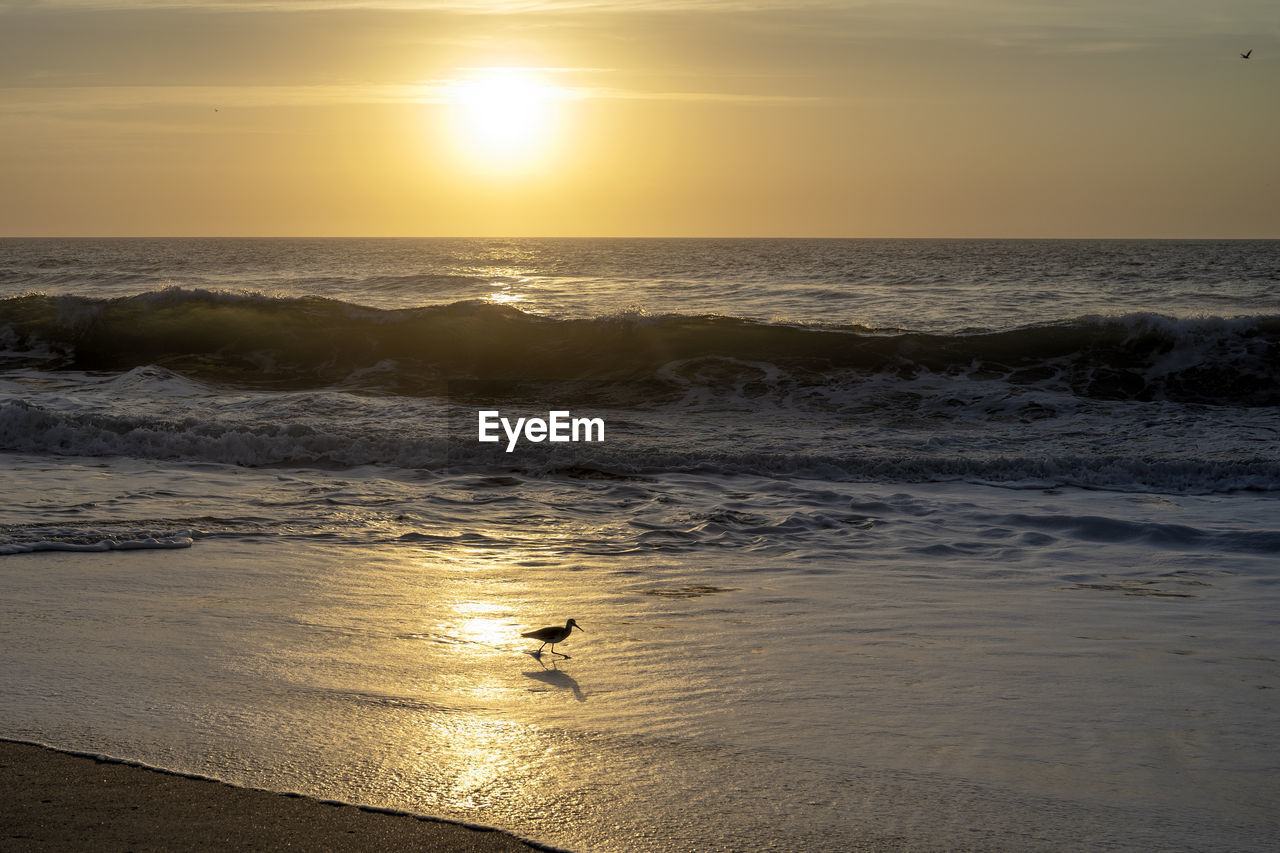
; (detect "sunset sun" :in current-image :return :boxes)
[447,67,564,172]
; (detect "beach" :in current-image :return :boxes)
[3,459,1276,851]
[1,740,542,852]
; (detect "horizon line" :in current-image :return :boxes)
[2,234,1278,242]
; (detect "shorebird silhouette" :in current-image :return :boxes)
[522,618,583,658]
[1241,49,1252,59]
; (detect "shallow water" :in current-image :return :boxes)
[3,455,1277,850]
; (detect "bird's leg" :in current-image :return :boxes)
[534,643,546,656]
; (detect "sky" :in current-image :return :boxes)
[1,0,1277,237]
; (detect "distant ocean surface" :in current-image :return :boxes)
[3,239,1278,851]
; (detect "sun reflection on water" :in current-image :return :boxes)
[455,612,511,649]
[420,714,534,812]
[370,544,605,823]
[486,288,525,307]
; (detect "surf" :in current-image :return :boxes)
[3,289,1278,406]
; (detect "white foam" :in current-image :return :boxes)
[0,535,193,556]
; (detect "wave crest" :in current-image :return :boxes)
[2,290,1278,405]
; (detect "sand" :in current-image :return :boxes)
[0,740,546,852]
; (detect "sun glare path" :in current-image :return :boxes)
[447,68,564,172]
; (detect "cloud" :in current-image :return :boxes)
[0,77,818,118]
[7,1,1276,49]
[0,83,423,112]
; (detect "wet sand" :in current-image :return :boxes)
[0,740,545,852]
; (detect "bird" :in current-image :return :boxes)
[521,618,583,658]
[1241,49,1252,59]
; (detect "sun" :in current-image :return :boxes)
[447,68,564,173]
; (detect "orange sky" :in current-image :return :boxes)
[1,1,1277,237]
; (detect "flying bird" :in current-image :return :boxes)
[1241,49,1252,59]
[521,618,583,658]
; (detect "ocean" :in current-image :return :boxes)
[2,238,1278,850]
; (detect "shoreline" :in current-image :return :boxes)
[0,739,552,852]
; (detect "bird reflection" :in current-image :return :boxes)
[523,658,585,702]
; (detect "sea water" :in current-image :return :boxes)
[2,239,1278,850]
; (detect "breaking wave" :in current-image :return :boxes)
[3,397,1279,492]
[3,289,1278,405]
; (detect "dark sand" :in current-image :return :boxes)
[1,740,546,852]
